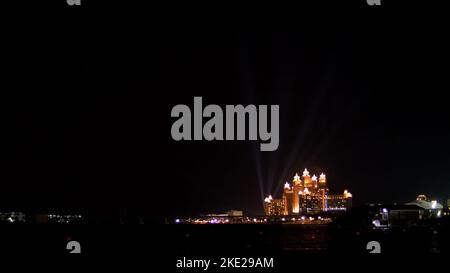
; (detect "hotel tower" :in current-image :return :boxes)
[264,168,352,216]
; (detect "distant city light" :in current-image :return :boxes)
[431,200,437,209]
[372,219,381,227]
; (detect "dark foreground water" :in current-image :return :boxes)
[166,223,450,255]
[0,221,448,255]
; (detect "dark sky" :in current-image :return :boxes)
[2,1,450,219]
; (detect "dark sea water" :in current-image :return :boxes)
[165,221,450,256]
[0,220,448,259]
[167,224,330,255]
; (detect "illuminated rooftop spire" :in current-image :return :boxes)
[312,175,317,181]
[344,190,352,198]
[284,182,291,189]
[302,168,310,177]
[293,173,301,182]
[264,195,273,203]
[304,188,310,195]
[319,173,326,183]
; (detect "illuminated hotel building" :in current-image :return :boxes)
[264,168,352,216]
[263,196,285,216]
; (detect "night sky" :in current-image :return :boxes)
[2,1,449,220]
